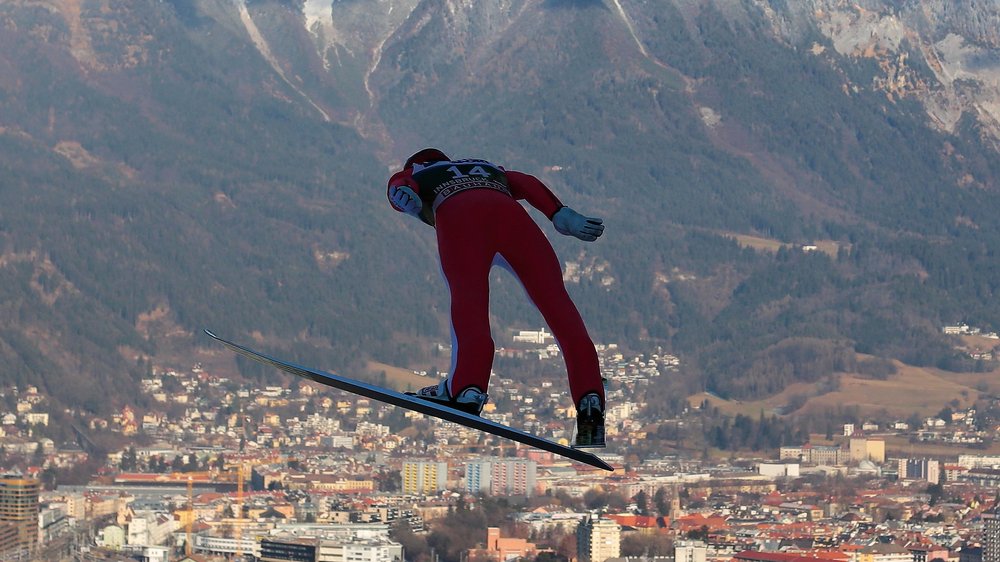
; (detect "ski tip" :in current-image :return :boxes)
[572,446,614,471]
[203,328,218,339]
[588,457,615,472]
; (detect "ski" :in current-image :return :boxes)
[205,330,613,471]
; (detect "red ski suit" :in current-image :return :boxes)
[387,158,604,408]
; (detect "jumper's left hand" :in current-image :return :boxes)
[389,185,422,217]
[553,207,605,242]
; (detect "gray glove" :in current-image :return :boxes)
[389,185,422,217]
[552,207,605,242]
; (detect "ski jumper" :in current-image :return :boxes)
[387,159,605,408]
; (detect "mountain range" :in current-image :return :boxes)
[1,0,1000,423]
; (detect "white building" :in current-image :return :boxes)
[513,329,553,344]
[22,413,48,426]
[318,537,403,562]
[958,454,1000,469]
[758,463,800,478]
[320,435,355,449]
[41,491,86,520]
[194,532,261,559]
[675,540,707,562]
[38,505,70,545]
[259,534,402,562]
[577,515,620,562]
[128,546,169,562]
[96,525,126,550]
[126,511,177,547]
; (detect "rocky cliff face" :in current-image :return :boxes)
[310,0,1000,151]
[753,0,1000,147]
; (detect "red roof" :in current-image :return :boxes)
[673,513,729,531]
[607,514,667,529]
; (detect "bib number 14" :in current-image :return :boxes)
[447,165,491,178]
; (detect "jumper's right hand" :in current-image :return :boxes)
[389,185,422,217]
[553,207,605,242]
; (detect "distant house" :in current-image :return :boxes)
[906,544,950,562]
[22,412,48,426]
[142,413,164,430]
[857,543,914,562]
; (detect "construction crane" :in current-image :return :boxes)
[233,405,253,561]
[186,476,194,557]
[235,461,246,560]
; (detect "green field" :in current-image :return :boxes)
[365,361,439,393]
[689,357,997,419]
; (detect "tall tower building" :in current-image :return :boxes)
[984,507,999,562]
[465,458,536,497]
[670,484,683,518]
[401,461,447,495]
[898,458,941,483]
[675,540,708,562]
[0,474,40,555]
[577,515,620,562]
[849,437,885,463]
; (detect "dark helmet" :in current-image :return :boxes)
[404,148,449,170]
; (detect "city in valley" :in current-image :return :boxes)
[0,329,997,562]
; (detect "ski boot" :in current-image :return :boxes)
[574,392,606,448]
[408,379,488,416]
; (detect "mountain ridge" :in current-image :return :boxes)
[1,0,1000,424]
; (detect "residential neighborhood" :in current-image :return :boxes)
[0,334,997,562]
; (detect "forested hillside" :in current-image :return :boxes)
[0,0,999,418]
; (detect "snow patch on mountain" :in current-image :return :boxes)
[303,0,336,44]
